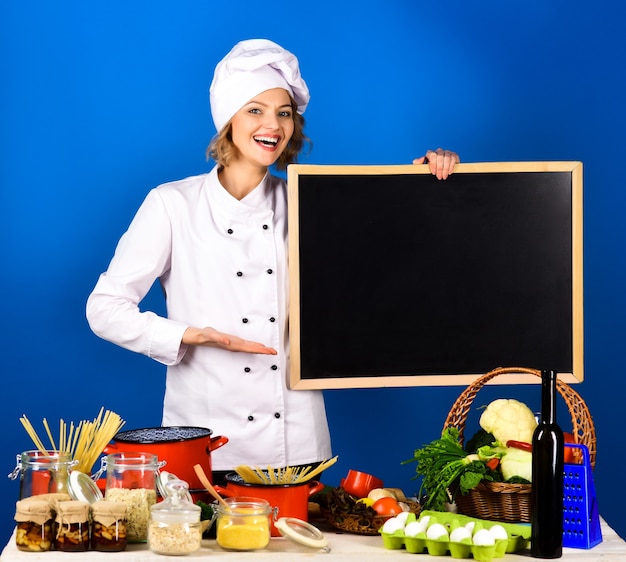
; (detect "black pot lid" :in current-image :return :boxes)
[114,426,212,443]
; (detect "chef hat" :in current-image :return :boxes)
[209,39,310,133]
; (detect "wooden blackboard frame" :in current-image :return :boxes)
[287,162,583,389]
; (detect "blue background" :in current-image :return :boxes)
[2,0,625,546]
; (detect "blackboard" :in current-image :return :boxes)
[287,162,583,389]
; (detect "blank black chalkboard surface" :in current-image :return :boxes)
[287,162,583,390]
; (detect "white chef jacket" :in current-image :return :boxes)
[86,167,332,470]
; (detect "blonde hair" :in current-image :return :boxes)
[206,96,310,171]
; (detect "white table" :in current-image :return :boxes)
[2,518,625,561]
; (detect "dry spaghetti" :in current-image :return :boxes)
[20,408,125,473]
[234,455,338,485]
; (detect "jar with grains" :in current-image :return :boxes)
[215,497,275,551]
[91,500,128,552]
[14,499,53,552]
[102,452,162,542]
[54,500,90,552]
[149,480,202,556]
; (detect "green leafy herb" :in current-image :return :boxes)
[195,500,215,521]
[464,428,496,453]
[403,427,491,511]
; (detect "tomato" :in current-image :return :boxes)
[564,432,581,464]
[371,497,403,516]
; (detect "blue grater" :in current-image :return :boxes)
[562,443,602,549]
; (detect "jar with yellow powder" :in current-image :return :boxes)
[215,497,276,551]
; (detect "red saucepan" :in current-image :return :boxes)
[105,426,228,490]
[215,473,324,537]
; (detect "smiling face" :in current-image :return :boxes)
[229,88,295,170]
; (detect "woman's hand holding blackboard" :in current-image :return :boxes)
[413,148,460,180]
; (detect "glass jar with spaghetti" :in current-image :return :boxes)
[54,500,90,552]
[101,452,163,542]
[8,450,77,499]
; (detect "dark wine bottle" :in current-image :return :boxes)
[531,369,564,558]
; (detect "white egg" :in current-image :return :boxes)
[472,528,496,546]
[395,511,411,525]
[465,521,475,533]
[404,521,425,537]
[488,524,508,540]
[426,523,449,541]
[450,526,472,543]
[420,515,431,527]
[381,517,405,535]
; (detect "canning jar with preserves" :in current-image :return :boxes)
[14,499,53,552]
[54,500,90,552]
[91,500,128,552]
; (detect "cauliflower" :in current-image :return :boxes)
[500,447,532,481]
[479,398,537,445]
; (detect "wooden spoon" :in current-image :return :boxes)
[193,464,229,509]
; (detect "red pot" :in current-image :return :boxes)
[215,474,324,537]
[105,427,228,490]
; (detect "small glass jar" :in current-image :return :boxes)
[54,500,90,552]
[9,450,76,499]
[14,499,53,552]
[149,480,202,556]
[91,500,128,552]
[103,452,162,542]
[216,497,275,551]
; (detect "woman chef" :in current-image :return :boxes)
[86,39,459,478]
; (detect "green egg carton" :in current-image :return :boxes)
[380,510,530,561]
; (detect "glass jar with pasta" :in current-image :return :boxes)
[102,453,163,542]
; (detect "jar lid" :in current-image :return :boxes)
[157,471,192,503]
[15,499,51,517]
[274,517,329,550]
[151,480,200,523]
[68,471,104,504]
[106,452,161,468]
[56,500,90,521]
[91,500,127,518]
[20,450,73,466]
[15,500,52,525]
[215,496,272,516]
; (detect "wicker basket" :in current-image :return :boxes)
[321,500,421,536]
[444,366,596,523]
